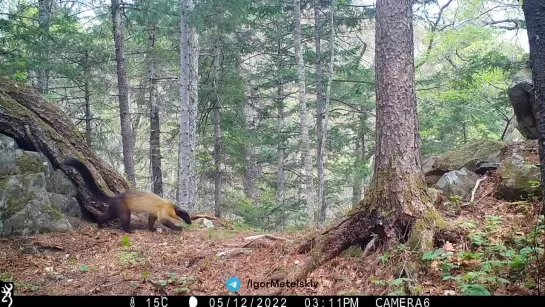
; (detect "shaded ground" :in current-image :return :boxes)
[0,175,543,296]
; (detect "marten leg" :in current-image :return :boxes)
[158,209,182,231]
[148,216,158,231]
[160,218,183,231]
[96,205,116,228]
[116,202,133,233]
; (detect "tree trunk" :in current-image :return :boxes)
[294,0,315,226]
[83,50,92,146]
[276,38,285,210]
[37,0,53,95]
[148,23,163,197]
[351,112,366,207]
[188,21,199,210]
[287,0,435,282]
[319,2,335,223]
[0,79,130,220]
[213,38,222,218]
[178,0,197,210]
[522,0,545,214]
[243,58,261,203]
[315,0,326,223]
[111,0,136,187]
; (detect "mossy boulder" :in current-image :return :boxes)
[48,193,81,218]
[15,150,50,176]
[496,157,541,201]
[46,169,77,197]
[0,173,72,235]
[0,133,80,236]
[423,140,506,185]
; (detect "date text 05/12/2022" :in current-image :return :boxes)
[206,296,431,307]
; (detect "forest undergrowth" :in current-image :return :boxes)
[0,172,544,296]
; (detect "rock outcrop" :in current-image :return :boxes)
[508,67,537,139]
[0,133,80,236]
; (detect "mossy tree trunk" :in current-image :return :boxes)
[0,78,129,220]
[289,0,437,280]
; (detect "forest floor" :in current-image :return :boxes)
[1,177,544,296]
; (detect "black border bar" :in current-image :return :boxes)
[10,295,545,307]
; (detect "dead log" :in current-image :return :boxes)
[0,78,129,220]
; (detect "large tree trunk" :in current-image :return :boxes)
[314,0,326,223]
[0,78,129,220]
[294,0,315,226]
[213,38,223,218]
[148,23,163,197]
[522,0,545,214]
[287,0,435,282]
[111,0,136,187]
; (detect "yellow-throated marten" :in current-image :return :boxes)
[63,157,192,233]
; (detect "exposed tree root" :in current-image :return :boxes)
[287,208,382,281]
[286,175,442,282]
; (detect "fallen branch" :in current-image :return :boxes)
[244,234,289,241]
[470,176,487,202]
[216,248,253,259]
[190,214,218,221]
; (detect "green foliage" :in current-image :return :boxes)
[417,18,526,156]
[371,277,411,295]
[154,273,195,292]
[121,235,131,247]
[421,214,544,295]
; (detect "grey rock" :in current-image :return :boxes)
[435,168,480,199]
[0,134,17,176]
[46,169,77,197]
[48,193,82,218]
[0,173,73,236]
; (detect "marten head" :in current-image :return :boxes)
[175,207,192,224]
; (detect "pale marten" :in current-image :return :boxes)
[63,157,191,233]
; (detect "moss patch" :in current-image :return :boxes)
[2,174,45,220]
[433,140,506,170]
[43,203,64,221]
[16,151,47,174]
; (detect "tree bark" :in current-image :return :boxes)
[37,0,53,95]
[522,0,545,214]
[111,0,136,187]
[213,38,223,218]
[351,112,366,207]
[287,0,435,282]
[319,2,335,223]
[243,57,261,203]
[188,21,199,210]
[276,38,285,210]
[294,0,315,226]
[178,0,198,210]
[148,23,163,197]
[83,50,92,146]
[0,78,129,220]
[315,0,326,223]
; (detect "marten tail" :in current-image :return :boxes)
[62,157,114,204]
